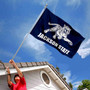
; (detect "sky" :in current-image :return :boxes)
[0,0,90,89]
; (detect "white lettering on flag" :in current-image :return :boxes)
[38,33,70,55]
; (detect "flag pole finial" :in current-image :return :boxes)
[45,4,48,8]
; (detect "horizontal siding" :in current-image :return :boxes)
[0,75,10,90]
[0,70,62,90]
[24,70,61,90]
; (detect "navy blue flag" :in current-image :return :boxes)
[30,8,85,58]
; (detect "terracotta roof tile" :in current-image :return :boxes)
[20,62,27,67]
[31,62,37,66]
[36,62,41,66]
[4,63,13,68]
[43,61,48,65]
[26,62,33,67]
[16,63,22,68]
[40,62,45,65]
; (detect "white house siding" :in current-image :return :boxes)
[0,75,10,90]
[0,70,61,90]
[24,70,61,90]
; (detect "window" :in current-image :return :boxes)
[40,71,51,87]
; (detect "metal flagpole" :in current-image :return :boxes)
[12,4,48,60]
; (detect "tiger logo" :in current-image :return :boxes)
[44,22,73,46]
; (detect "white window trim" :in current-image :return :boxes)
[40,71,51,87]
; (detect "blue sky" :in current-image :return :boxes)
[0,0,90,89]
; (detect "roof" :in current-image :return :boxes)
[0,61,72,90]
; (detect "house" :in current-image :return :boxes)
[0,61,72,90]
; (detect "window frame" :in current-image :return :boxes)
[40,71,51,87]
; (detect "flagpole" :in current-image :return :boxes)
[29,4,48,34]
[12,4,48,60]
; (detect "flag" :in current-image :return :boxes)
[30,8,85,58]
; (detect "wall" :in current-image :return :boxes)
[0,75,10,90]
[24,70,61,90]
[0,69,61,90]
